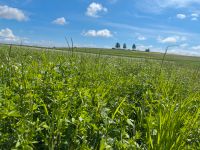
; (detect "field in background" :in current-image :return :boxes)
[3,44,200,64]
[62,47,200,63]
[0,45,199,149]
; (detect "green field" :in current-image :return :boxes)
[0,45,200,149]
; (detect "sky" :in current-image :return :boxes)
[0,0,200,56]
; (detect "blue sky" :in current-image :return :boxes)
[0,0,200,56]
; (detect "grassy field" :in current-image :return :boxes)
[59,47,200,64]
[0,45,200,149]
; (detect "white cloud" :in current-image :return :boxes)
[0,5,27,21]
[191,17,198,21]
[158,36,178,43]
[167,48,200,56]
[164,0,200,7]
[137,0,200,13]
[86,2,107,17]
[191,13,199,17]
[176,14,186,19]
[52,17,67,25]
[83,29,113,37]
[191,13,199,21]
[137,36,146,40]
[150,0,200,8]
[0,28,19,41]
[192,45,200,50]
[138,44,200,56]
[158,35,187,44]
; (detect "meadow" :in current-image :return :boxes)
[0,45,199,149]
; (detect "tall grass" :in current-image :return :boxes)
[0,46,199,149]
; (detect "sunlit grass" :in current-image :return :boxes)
[0,46,199,149]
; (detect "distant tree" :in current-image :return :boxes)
[115,42,120,49]
[123,43,127,49]
[132,44,136,50]
[145,48,150,52]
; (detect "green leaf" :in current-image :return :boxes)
[126,119,134,127]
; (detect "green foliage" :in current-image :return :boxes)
[0,46,199,149]
[145,48,150,52]
[115,42,120,49]
[132,44,136,50]
[123,43,127,49]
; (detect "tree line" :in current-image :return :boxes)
[114,42,150,52]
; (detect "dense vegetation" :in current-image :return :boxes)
[0,46,199,149]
